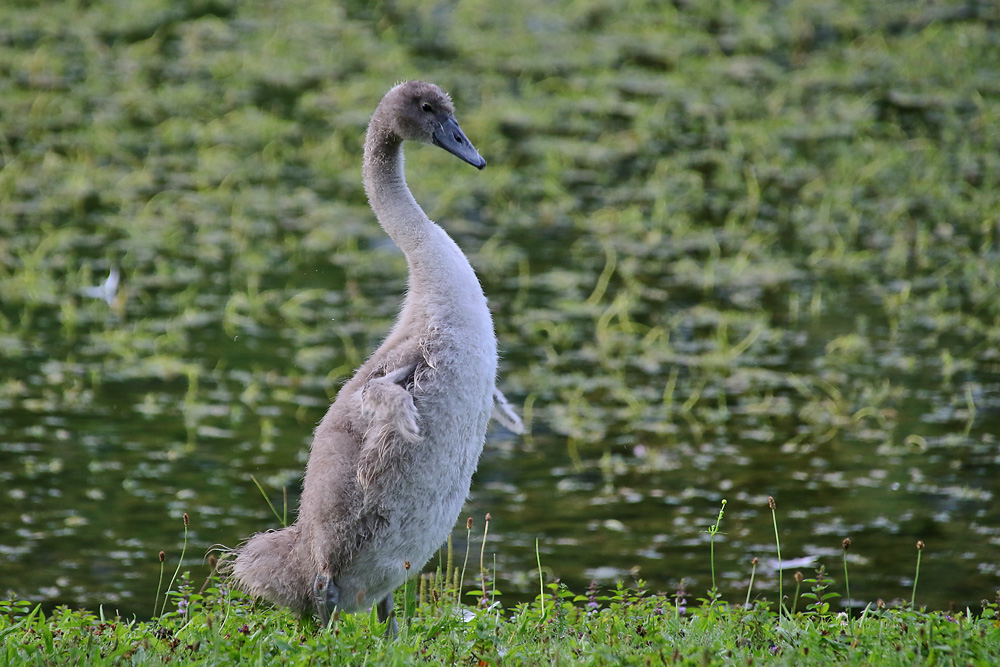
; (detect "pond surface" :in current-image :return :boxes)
[1,0,999,619]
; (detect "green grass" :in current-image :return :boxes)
[3,505,998,665]
[1,561,998,665]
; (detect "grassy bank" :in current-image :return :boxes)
[2,567,998,665]
[3,508,999,665]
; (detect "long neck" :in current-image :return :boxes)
[361,116,486,322]
[362,118,429,252]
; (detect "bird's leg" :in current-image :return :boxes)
[376,591,398,639]
[314,572,340,628]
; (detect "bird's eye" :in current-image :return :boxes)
[421,103,433,113]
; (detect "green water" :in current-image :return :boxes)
[1,0,998,618]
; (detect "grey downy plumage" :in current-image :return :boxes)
[229,81,522,635]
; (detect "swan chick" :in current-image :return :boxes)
[230,81,510,637]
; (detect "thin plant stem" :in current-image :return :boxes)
[710,536,717,594]
[842,538,852,619]
[706,499,727,601]
[160,513,189,617]
[402,561,410,631]
[198,554,219,595]
[446,534,454,594]
[250,476,284,526]
[745,557,758,607]
[458,518,473,608]
[535,537,546,621]
[479,513,491,605]
[401,580,407,629]
[153,551,166,618]
[911,540,925,609]
[418,572,427,612]
[491,553,498,609]
[769,497,783,616]
[674,579,685,622]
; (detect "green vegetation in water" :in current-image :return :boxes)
[2,508,999,665]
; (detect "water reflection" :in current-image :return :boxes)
[2,264,998,618]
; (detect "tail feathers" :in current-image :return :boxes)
[229,525,315,615]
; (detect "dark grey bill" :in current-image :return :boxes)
[432,116,486,169]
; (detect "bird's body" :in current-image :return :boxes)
[230,81,513,630]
